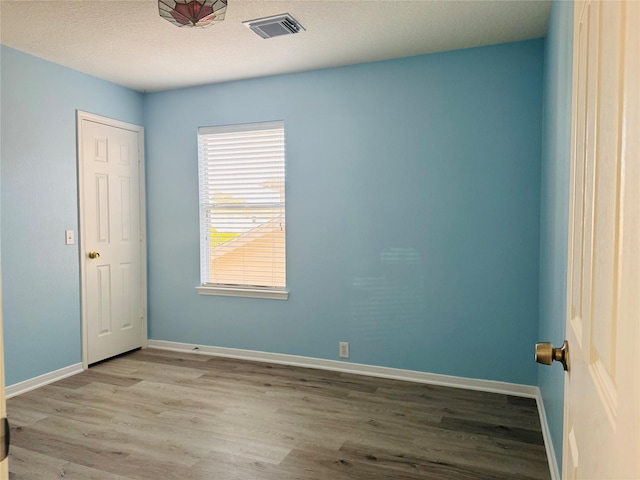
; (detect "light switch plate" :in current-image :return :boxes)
[65,230,75,245]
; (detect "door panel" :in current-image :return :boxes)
[565,1,640,478]
[79,114,145,365]
[97,265,112,335]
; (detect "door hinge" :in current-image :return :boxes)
[0,417,9,462]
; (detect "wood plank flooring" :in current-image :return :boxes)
[7,349,551,479]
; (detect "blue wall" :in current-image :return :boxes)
[0,46,144,385]
[1,39,545,388]
[539,0,574,471]
[145,40,544,385]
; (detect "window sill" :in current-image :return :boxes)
[196,285,289,300]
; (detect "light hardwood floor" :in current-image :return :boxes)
[7,349,550,479]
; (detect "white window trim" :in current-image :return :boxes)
[196,285,289,300]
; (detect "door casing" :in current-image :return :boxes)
[0,260,8,478]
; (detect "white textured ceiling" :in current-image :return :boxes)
[0,0,551,92]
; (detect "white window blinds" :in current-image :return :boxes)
[198,121,286,290]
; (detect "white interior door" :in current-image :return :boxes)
[564,0,640,478]
[78,112,147,365]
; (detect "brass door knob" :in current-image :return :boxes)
[88,251,101,259]
[535,340,569,371]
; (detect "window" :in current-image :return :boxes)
[196,121,287,300]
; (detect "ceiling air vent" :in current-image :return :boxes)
[243,14,305,39]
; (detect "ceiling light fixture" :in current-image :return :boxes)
[158,0,227,28]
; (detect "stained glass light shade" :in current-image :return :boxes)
[158,0,227,28]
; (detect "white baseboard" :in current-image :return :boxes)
[6,363,84,399]
[147,339,538,398]
[535,389,561,480]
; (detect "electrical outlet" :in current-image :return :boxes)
[339,342,350,358]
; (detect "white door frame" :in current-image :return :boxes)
[0,260,8,478]
[77,111,147,369]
